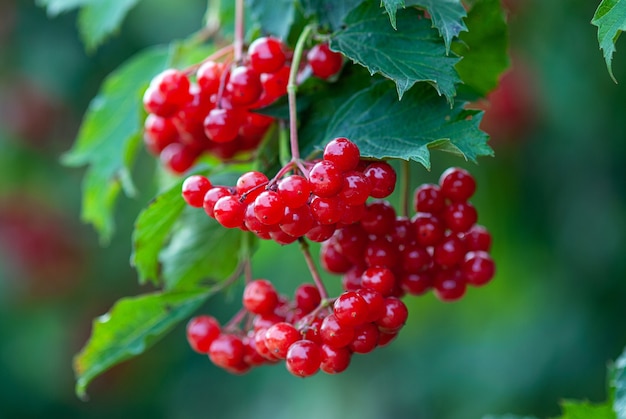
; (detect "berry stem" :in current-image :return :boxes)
[233,0,245,63]
[197,0,221,41]
[287,24,314,162]
[298,237,329,300]
[224,307,248,333]
[400,160,410,217]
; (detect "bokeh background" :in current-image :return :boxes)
[1,0,626,418]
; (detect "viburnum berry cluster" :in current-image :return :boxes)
[183,138,495,377]
[181,137,396,245]
[142,37,343,174]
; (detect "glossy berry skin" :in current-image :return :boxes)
[247,37,287,74]
[203,187,231,218]
[320,313,355,348]
[349,323,380,354]
[295,283,322,313]
[236,171,269,203]
[310,196,343,225]
[320,241,353,274]
[143,114,178,154]
[439,167,477,202]
[444,201,478,233]
[413,213,445,247]
[260,65,290,101]
[277,175,311,208]
[254,190,285,225]
[208,334,245,369]
[307,43,343,79]
[143,69,192,117]
[280,205,315,237]
[356,288,385,323]
[182,175,213,208]
[204,108,243,143]
[414,183,445,214]
[361,201,396,236]
[376,297,408,333]
[364,237,398,268]
[160,143,199,174]
[186,315,221,353]
[308,160,343,197]
[401,243,431,273]
[213,195,246,228]
[196,61,226,96]
[463,224,492,251]
[433,269,467,302]
[265,322,301,359]
[323,137,360,172]
[340,171,371,206]
[226,66,263,106]
[463,251,495,286]
[400,272,433,296]
[361,267,396,297]
[243,279,279,315]
[286,340,322,377]
[364,162,397,198]
[333,291,369,327]
[433,234,466,268]
[320,344,351,374]
[305,223,336,242]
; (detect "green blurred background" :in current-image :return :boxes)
[1,0,626,418]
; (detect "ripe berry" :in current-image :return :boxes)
[305,223,336,242]
[143,69,191,117]
[364,237,398,268]
[339,171,371,206]
[204,108,243,143]
[444,201,478,233]
[277,175,311,208]
[308,160,343,197]
[463,251,495,286]
[310,196,343,225]
[320,241,353,274]
[307,43,343,79]
[196,61,226,96]
[144,114,178,154]
[243,279,279,315]
[247,37,287,74]
[265,322,302,359]
[361,267,396,297]
[356,288,385,323]
[360,201,396,235]
[259,65,290,101]
[333,291,369,327]
[376,297,408,333]
[349,323,380,354]
[400,272,433,296]
[433,269,467,301]
[463,224,492,251]
[401,243,431,273]
[203,187,231,218]
[439,167,476,202]
[236,171,269,203]
[213,195,246,228]
[413,213,445,247]
[208,334,245,369]
[286,340,322,377]
[186,315,221,353]
[320,313,355,348]
[254,190,285,225]
[160,143,199,174]
[323,137,360,172]
[279,205,315,237]
[414,183,445,214]
[364,162,396,198]
[320,344,351,374]
[182,175,212,208]
[226,66,263,106]
[295,283,322,313]
[433,234,466,268]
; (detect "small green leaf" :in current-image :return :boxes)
[452,0,509,98]
[331,2,460,101]
[248,0,296,39]
[74,289,212,399]
[592,0,626,83]
[407,0,468,53]
[161,206,248,291]
[131,181,187,287]
[320,81,492,167]
[380,0,405,29]
[299,0,363,31]
[62,46,170,243]
[559,400,615,419]
[612,346,626,418]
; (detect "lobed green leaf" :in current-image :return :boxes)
[74,289,212,399]
[331,2,460,101]
[380,0,405,29]
[592,0,626,83]
[407,0,467,53]
[248,0,296,40]
[299,0,363,31]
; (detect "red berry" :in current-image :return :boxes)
[248,37,287,74]
[236,171,269,203]
[364,237,398,268]
[254,190,285,225]
[253,328,280,361]
[307,43,343,79]
[196,61,226,96]
[213,195,246,228]
[356,288,385,323]
[305,222,336,242]
[243,279,279,315]
[433,234,466,268]
[320,313,355,348]
[226,66,263,106]
[433,269,467,301]
[279,205,314,237]
[342,266,364,292]
[332,224,368,264]
[264,322,301,359]
[144,114,178,154]
[277,175,311,208]
[186,315,221,353]
[333,291,369,327]
[182,175,212,208]
[361,267,396,297]
[208,334,245,369]
[160,143,199,174]
[204,107,243,143]
[444,201,478,233]
[361,201,396,235]
[412,213,445,247]
[320,240,353,274]
[320,344,351,374]
[349,323,380,354]
[463,251,495,286]
[399,271,433,296]
[414,183,445,214]
[259,65,290,100]
[286,340,322,377]
[463,224,492,251]
[308,160,343,197]
[323,137,360,172]
[401,243,432,273]
[203,187,231,218]
[439,167,476,202]
[364,162,396,198]
[376,297,408,333]
[309,195,343,225]
[295,283,322,313]
[143,69,191,117]
[339,171,371,206]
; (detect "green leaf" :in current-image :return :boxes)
[36,0,142,50]
[74,289,211,399]
[380,0,405,29]
[62,46,171,243]
[407,0,468,53]
[559,400,616,419]
[299,0,363,31]
[482,416,539,419]
[320,81,492,167]
[131,181,187,287]
[331,2,460,101]
[592,0,626,83]
[248,0,296,39]
[452,0,509,98]
[612,346,626,418]
[160,206,248,291]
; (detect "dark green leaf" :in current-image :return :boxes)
[331,2,460,101]
[380,0,405,29]
[247,0,296,39]
[559,400,615,419]
[612,346,626,418]
[453,0,509,98]
[407,0,468,52]
[592,0,626,83]
[160,205,247,291]
[62,47,170,243]
[320,81,492,167]
[299,0,363,31]
[131,181,187,286]
[74,289,211,399]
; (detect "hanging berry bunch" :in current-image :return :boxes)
[66,0,508,398]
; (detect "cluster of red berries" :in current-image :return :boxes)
[181,137,397,245]
[320,167,495,302]
[186,278,407,376]
[142,38,344,174]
